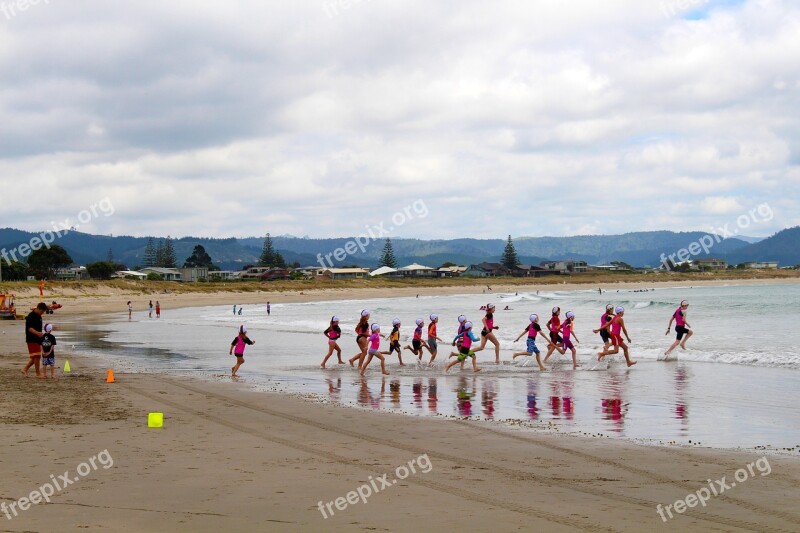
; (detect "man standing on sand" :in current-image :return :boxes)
[22,302,48,377]
[266,302,271,316]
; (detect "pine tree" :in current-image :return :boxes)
[183,245,213,268]
[259,233,276,266]
[274,251,286,268]
[378,239,398,268]
[162,236,177,268]
[106,248,114,263]
[501,235,519,269]
[155,240,165,267]
[143,238,157,267]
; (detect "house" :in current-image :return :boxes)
[259,268,291,281]
[511,264,558,278]
[208,270,243,280]
[296,266,328,278]
[462,263,511,277]
[240,266,272,280]
[114,270,147,280]
[321,268,370,280]
[540,260,589,273]
[369,266,400,277]
[436,266,467,277]
[179,267,209,282]
[54,266,89,281]
[693,258,727,270]
[397,263,436,278]
[743,261,779,269]
[139,267,182,281]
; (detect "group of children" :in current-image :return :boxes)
[228,300,694,377]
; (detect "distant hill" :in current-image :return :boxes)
[725,227,800,266]
[0,227,774,270]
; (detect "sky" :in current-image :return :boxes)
[1,0,799,241]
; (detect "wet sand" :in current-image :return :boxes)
[2,309,800,531]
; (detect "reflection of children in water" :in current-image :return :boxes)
[326,378,342,402]
[357,377,386,409]
[481,379,497,419]
[427,378,438,413]
[390,379,401,407]
[527,379,539,420]
[674,366,689,426]
[455,376,476,416]
[601,370,629,432]
[549,378,574,420]
[412,379,423,410]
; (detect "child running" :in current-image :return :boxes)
[512,314,548,371]
[476,303,501,363]
[360,323,390,376]
[385,319,405,366]
[597,307,637,367]
[664,300,692,359]
[544,311,579,369]
[348,310,371,370]
[444,321,481,373]
[595,304,615,357]
[543,307,563,361]
[404,318,429,364]
[229,325,255,377]
[320,316,343,368]
[425,313,443,366]
[448,314,468,369]
[41,323,57,379]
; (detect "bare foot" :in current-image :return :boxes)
[538,366,547,372]
[399,363,406,367]
[21,369,28,377]
[338,360,344,364]
[473,368,481,372]
[382,371,390,375]
[36,374,45,379]
[320,364,326,369]
[627,361,638,367]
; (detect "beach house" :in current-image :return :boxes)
[139,267,182,281]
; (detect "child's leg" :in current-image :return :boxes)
[335,344,343,363]
[428,349,437,365]
[679,330,693,349]
[490,335,500,362]
[321,345,335,368]
[535,352,546,371]
[512,351,529,359]
[377,354,390,375]
[471,353,480,372]
[622,343,637,367]
[664,338,680,356]
[570,348,577,369]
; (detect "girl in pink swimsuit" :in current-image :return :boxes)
[229,325,255,377]
[320,316,343,368]
[360,323,390,376]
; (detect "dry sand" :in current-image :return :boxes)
[2,285,799,532]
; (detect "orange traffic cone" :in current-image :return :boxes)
[106,368,115,383]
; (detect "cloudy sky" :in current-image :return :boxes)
[1,0,799,241]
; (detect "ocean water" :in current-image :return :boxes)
[59,283,800,451]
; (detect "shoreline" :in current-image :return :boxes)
[4,275,800,316]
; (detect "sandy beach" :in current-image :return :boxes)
[2,283,800,532]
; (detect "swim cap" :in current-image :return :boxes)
[464,321,473,329]
[529,314,538,323]
[45,323,52,333]
[487,303,495,310]
[457,314,466,323]
[331,315,339,322]
[615,306,624,314]
[565,311,575,319]
[371,323,380,332]
[415,318,424,326]
[392,318,401,326]
[606,304,614,311]
[241,325,247,333]
[361,309,370,317]
[680,300,688,306]
[552,306,560,314]
[429,313,438,321]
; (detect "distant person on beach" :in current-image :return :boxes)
[238,306,243,315]
[664,300,692,359]
[385,319,404,366]
[445,321,481,373]
[512,314,547,371]
[360,323,390,376]
[320,316,343,368]
[127,301,132,319]
[22,302,47,378]
[544,311,579,369]
[594,304,615,356]
[232,304,236,315]
[229,325,255,377]
[597,307,637,367]
[476,303,501,364]
[267,302,271,315]
[348,310,371,369]
[425,314,443,366]
[155,301,161,318]
[149,300,153,318]
[40,323,57,379]
[544,307,563,362]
